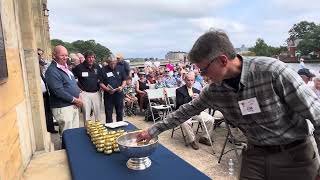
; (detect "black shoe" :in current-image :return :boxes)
[189,141,199,150]
[199,137,212,146]
[228,138,242,146]
[48,129,58,134]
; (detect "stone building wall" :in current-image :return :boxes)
[0,0,52,179]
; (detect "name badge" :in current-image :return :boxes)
[107,72,114,77]
[238,97,261,115]
[82,72,89,77]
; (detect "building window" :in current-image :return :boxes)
[0,14,8,84]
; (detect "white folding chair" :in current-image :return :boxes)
[164,87,177,111]
[146,88,171,123]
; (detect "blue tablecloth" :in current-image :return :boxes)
[62,122,210,180]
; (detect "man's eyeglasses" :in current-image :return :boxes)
[199,56,219,75]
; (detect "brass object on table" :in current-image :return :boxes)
[85,121,127,155]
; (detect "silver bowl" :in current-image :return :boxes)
[117,131,158,170]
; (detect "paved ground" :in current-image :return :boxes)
[51,110,246,180]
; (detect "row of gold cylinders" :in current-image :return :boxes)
[85,120,126,155]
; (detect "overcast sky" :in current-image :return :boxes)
[48,0,320,58]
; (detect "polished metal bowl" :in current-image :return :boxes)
[117,131,158,170]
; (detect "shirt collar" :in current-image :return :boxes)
[54,60,68,69]
[239,54,258,88]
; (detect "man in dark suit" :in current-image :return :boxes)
[176,72,215,150]
[39,57,58,133]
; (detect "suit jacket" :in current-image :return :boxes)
[176,85,200,109]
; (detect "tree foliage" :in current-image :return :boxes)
[51,39,111,63]
[296,25,320,56]
[249,38,285,57]
[288,21,317,42]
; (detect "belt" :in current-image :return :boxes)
[83,90,99,93]
[251,138,307,153]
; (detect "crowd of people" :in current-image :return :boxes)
[38,45,209,136]
[37,29,320,179]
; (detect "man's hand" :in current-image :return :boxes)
[136,129,152,143]
[108,89,115,94]
[117,86,123,92]
[73,97,83,108]
[192,93,199,99]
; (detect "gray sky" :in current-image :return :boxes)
[48,0,320,58]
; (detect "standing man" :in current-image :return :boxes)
[39,53,57,133]
[116,53,130,77]
[138,30,320,180]
[76,53,85,64]
[99,54,127,123]
[45,45,82,133]
[73,50,102,122]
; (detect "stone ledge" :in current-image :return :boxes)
[22,150,71,180]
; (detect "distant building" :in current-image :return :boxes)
[165,51,188,61]
[235,44,251,55]
[287,39,302,58]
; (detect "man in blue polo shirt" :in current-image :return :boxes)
[45,45,82,133]
[99,54,127,123]
[73,50,101,122]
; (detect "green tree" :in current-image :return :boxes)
[249,39,286,57]
[297,25,320,56]
[249,38,271,56]
[51,39,65,47]
[51,39,111,63]
[288,21,317,41]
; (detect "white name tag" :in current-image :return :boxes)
[238,97,261,115]
[107,72,114,77]
[82,72,89,77]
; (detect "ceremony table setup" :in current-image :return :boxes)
[62,121,211,180]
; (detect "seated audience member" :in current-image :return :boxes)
[176,73,215,150]
[311,75,320,97]
[124,77,138,108]
[164,70,178,88]
[136,71,149,111]
[155,73,168,89]
[297,68,315,84]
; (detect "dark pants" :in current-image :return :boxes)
[240,137,319,180]
[104,92,124,123]
[43,92,55,132]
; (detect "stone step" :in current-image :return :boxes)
[22,150,71,180]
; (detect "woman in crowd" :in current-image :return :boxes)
[136,71,149,111]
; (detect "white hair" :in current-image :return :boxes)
[313,75,320,82]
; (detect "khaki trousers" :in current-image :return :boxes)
[180,111,215,144]
[81,91,102,122]
[52,105,79,133]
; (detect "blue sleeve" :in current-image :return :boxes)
[45,69,74,103]
[122,68,128,81]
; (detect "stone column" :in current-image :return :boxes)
[17,0,51,152]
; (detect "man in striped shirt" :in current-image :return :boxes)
[137,30,320,180]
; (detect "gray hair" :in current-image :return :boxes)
[188,30,236,63]
[69,53,78,60]
[104,53,116,62]
[185,72,195,80]
[314,75,320,82]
